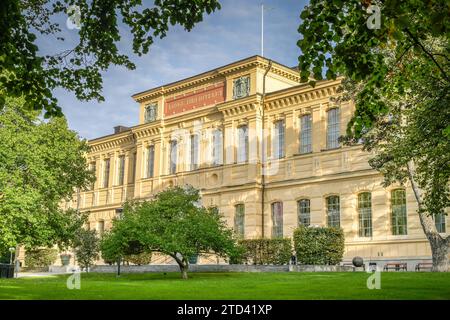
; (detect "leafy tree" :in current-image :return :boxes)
[101,186,240,279]
[73,229,100,272]
[0,0,221,117]
[297,1,449,270]
[0,97,94,253]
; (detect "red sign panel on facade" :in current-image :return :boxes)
[164,82,225,116]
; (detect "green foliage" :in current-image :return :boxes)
[293,226,344,265]
[0,98,93,251]
[298,1,450,264]
[24,248,58,268]
[101,185,239,278]
[73,229,100,272]
[0,0,221,117]
[237,239,292,265]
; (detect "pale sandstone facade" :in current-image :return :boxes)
[65,56,447,265]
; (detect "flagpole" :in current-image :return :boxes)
[261,4,264,56]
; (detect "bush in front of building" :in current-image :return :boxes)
[293,226,344,265]
[125,252,153,265]
[238,238,292,265]
[24,248,58,268]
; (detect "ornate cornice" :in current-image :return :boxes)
[264,79,341,112]
[217,94,262,117]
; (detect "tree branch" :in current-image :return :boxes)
[404,28,450,82]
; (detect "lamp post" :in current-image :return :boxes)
[115,208,123,277]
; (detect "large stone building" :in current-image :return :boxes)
[67,55,446,266]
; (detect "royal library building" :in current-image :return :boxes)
[63,55,447,267]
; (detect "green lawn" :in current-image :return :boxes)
[1,272,449,300]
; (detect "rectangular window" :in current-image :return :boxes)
[89,161,96,189]
[298,199,310,226]
[212,129,223,165]
[117,155,125,185]
[234,204,245,237]
[300,114,312,154]
[237,125,249,163]
[358,192,372,237]
[327,108,340,149]
[273,120,285,159]
[435,213,446,233]
[391,189,407,235]
[326,195,340,228]
[147,146,155,178]
[272,202,283,238]
[130,152,137,183]
[102,159,110,188]
[169,140,177,174]
[190,134,199,171]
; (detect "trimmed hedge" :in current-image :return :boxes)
[125,252,153,265]
[24,248,58,268]
[237,238,292,265]
[293,226,344,265]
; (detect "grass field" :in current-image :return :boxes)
[1,272,450,300]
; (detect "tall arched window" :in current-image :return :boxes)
[391,189,407,235]
[435,213,446,233]
[147,145,155,178]
[358,192,372,237]
[297,199,310,226]
[169,140,178,174]
[212,129,223,165]
[327,108,340,149]
[190,134,199,171]
[117,155,125,185]
[326,195,340,228]
[299,114,312,154]
[234,204,245,237]
[273,120,285,159]
[271,202,283,238]
[237,125,249,163]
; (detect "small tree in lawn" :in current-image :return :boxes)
[102,185,240,279]
[73,229,100,272]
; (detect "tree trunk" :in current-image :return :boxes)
[407,161,449,272]
[171,253,189,279]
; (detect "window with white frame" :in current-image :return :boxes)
[190,134,199,170]
[102,158,110,188]
[326,195,340,228]
[212,129,223,165]
[169,140,177,174]
[435,213,446,233]
[358,192,372,237]
[147,145,155,178]
[237,125,249,163]
[272,202,283,238]
[273,120,285,159]
[234,204,245,237]
[297,199,310,226]
[299,114,312,154]
[327,108,340,149]
[117,155,125,185]
[391,189,407,235]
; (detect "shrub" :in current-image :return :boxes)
[238,238,292,265]
[24,248,58,268]
[125,252,153,265]
[293,226,344,265]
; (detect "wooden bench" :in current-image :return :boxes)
[383,262,407,271]
[415,262,433,271]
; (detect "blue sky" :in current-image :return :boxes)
[47,0,309,140]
